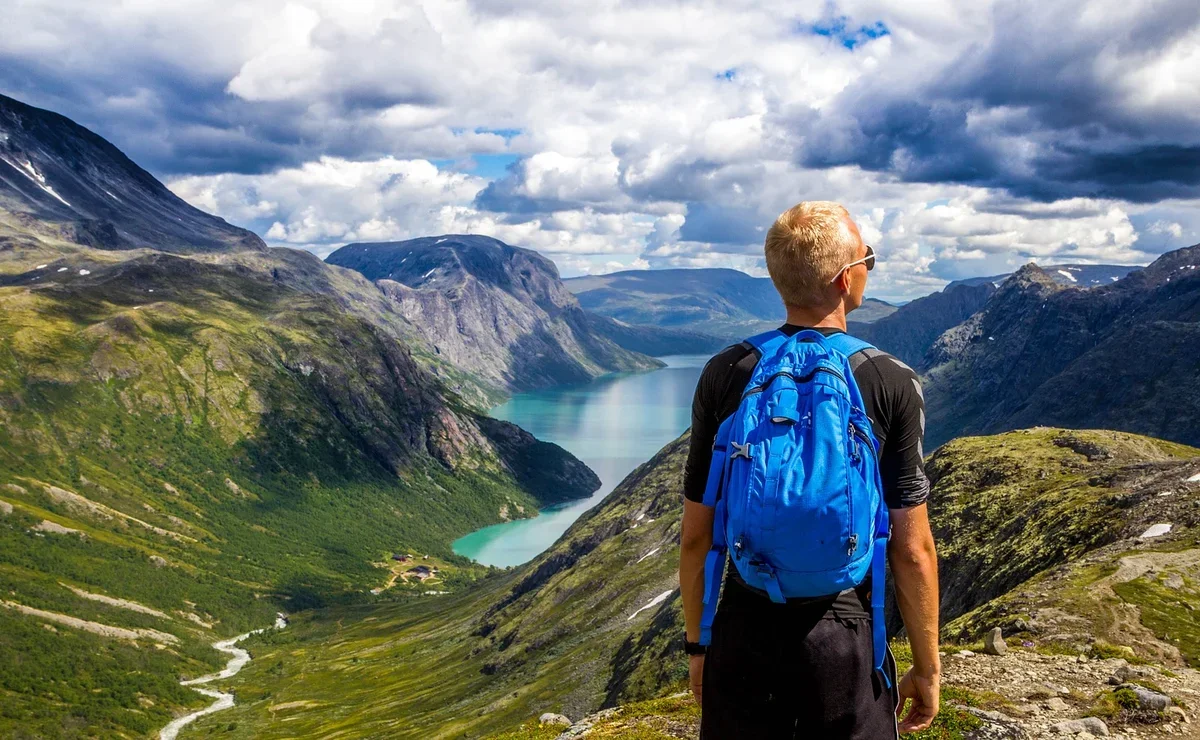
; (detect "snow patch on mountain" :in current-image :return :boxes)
[626,588,675,621]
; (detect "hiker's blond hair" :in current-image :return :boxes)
[763,201,858,307]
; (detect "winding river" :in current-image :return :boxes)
[159,616,287,740]
[452,354,708,567]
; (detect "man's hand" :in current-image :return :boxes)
[689,654,704,705]
[896,666,939,733]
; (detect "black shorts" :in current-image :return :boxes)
[701,579,899,740]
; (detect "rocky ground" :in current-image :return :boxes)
[496,647,1200,739]
[942,645,1200,739]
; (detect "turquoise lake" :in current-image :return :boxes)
[452,354,709,567]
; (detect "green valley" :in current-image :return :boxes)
[178,428,1200,739]
[0,95,599,738]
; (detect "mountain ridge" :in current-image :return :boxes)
[0,93,265,254]
[327,236,665,394]
[923,245,1200,449]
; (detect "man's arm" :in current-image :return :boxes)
[681,499,714,645]
[860,352,940,733]
[891,504,940,733]
[679,350,735,704]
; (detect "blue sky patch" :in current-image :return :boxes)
[433,154,521,180]
[806,17,890,49]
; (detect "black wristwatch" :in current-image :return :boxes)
[683,636,707,656]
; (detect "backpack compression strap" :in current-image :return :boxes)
[871,497,891,688]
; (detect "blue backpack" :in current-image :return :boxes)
[698,329,891,686]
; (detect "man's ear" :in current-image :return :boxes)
[833,269,852,296]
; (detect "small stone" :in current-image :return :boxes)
[1044,697,1070,712]
[1013,618,1030,632]
[1050,717,1109,736]
[1164,706,1188,723]
[0,501,11,515]
[539,713,572,727]
[985,627,1008,656]
[1109,664,1154,685]
[149,555,167,568]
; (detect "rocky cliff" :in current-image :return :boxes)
[923,247,1200,449]
[850,281,997,369]
[327,236,664,394]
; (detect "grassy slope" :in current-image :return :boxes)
[938,432,1200,666]
[184,437,690,739]
[0,248,595,739]
[202,428,1200,739]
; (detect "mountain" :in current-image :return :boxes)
[326,236,664,394]
[0,94,264,254]
[853,296,899,322]
[0,96,599,738]
[922,245,1200,449]
[565,267,896,341]
[947,263,1141,290]
[583,312,728,357]
[205,427,1200,739]
[849,281,997,368]
[564,268,781,336]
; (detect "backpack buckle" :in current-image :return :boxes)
[751,559,786,604]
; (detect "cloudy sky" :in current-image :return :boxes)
[3,0,1199,300]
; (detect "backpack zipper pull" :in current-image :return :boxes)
[847,534,859,556]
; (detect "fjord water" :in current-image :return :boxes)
[453,355,709,567]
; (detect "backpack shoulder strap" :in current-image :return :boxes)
[743,329,789,360]
[824,332,875,360]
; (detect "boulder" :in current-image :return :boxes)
[984,627,1008,656]
[0,500,12,516]
[539,713,572,727]
[1049,717,1109,736]
[1164,706,1189,723]
[1119,684,1172,711]
[1107,664,1155,685]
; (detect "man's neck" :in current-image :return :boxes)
[784,302,848,331]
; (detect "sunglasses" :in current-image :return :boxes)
[830,244,876,283]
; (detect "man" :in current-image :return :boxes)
[679,201,941,738]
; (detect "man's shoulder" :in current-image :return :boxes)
[848,345,920,390]
[703,341,756,375]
